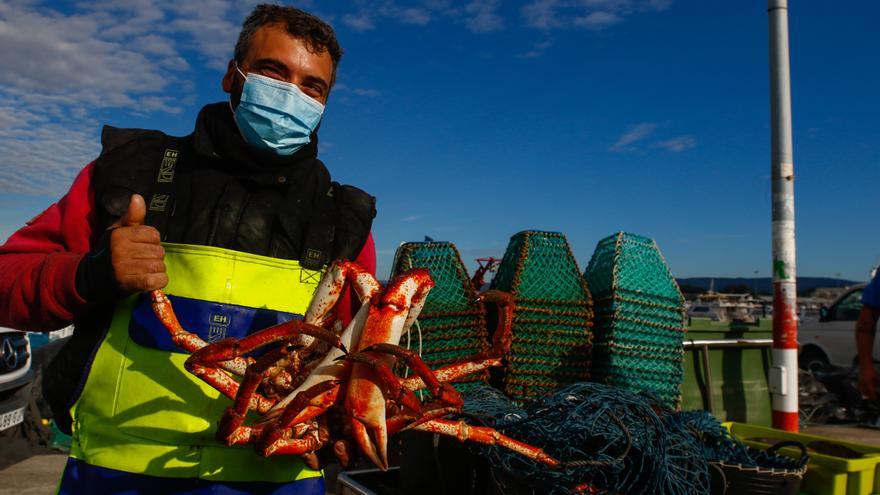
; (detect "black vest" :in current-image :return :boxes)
[45,105,375,432]
[92,124,375,268]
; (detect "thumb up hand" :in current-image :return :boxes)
[109,194,168,292]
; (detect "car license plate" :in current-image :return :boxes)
[0,406,25,431]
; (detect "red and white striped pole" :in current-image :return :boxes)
[768,0,798,432]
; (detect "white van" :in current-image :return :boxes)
[798,284,869,370]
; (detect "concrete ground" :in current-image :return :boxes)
[0,454,66,495]
[802,424,880,445]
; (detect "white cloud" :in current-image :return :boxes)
[396,7,433,25]
[401,215,422,222]
[522,0,671,30]
[463,0,504,33]
[611,122,657,151]
[353,88,381,97]
[340,0,504,34]
[0,0,249,195]
[656,135,696,152]
[332,83,381,98]
[522,0,563,29]
[0,103,99,196]
[0,0,674,196]
[573,11,622,29]
[342,3,435,32]
[342,12,377,31]
[518,38,554,58]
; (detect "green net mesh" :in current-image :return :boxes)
[585,232,686,409]
[391,241,489,393]
[491,231,593,402]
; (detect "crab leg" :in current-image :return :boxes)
[302,260,381,332]
[342,350,423,413]
[352,343,462,408]
[179,318,343,409]
[401,358,502,392]
[256,260,383,422]
[411,418,560,468]
[254,420,326,459]
[218,344,305,444]
[195,320,347,442]
[386,405,460,434]
[346,269,434,470]
[252,285,378,456]
[150,290,252,374]
[401,289,515,393]
[477,290,515,358]
[187,319,346,365]
[257,382,340,456]
[263,300,372,423]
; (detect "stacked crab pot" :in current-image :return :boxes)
[390,242,490,394]
[584,232,687,409]
[491,231,593,403]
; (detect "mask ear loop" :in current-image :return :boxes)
[234,62,248,80]
[229,62,248,115]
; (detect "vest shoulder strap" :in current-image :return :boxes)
[331,183,377,262]
[93,125,190,233]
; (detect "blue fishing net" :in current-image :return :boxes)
[459,383,806,495]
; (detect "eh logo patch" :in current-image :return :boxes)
[157,149,178,183]
[208,312,230,342]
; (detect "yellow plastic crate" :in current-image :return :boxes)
[724,422,880,495]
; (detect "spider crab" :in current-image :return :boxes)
[149,260,559,471]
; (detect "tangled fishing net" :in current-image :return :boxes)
[459,382,806,495]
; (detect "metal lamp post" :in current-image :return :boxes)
[768,0,799,432]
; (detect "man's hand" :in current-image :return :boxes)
[109,194,168,292]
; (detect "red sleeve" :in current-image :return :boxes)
[335,232,377,327]
[0,163,98,331]
[354,232,377,277]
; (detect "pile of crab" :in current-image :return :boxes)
[150,260,559,471]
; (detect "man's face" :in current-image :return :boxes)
[223,23,334,106]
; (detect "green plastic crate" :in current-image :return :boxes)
[682,318,773,425]
[724,422,880,495]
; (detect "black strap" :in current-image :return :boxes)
[143,145,182,240]
[299,182,335,270]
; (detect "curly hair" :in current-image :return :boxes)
[235,4,343,86]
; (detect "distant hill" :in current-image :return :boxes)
[675,277,860,295]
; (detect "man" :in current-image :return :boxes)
[0,5,375,494]
[857,271,880,400]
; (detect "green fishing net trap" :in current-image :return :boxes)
[390,241,490,393]
[584,232,687,409]
[490,231,594,402]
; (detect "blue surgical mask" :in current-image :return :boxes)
[232,65,325,156]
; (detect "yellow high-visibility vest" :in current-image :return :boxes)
[69,243,324,483]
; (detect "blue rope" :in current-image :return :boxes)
[460,383,806,495]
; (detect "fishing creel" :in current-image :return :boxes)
[585,232,686,409]
[490,230,593,402]
[391,241,490,393]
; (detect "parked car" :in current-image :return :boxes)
[798,284,869,370]
[0,328,32,432]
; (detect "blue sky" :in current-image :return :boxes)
[0,1,878,282]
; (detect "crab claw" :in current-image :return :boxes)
[347,371,393,470]
[350,416,389,470]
